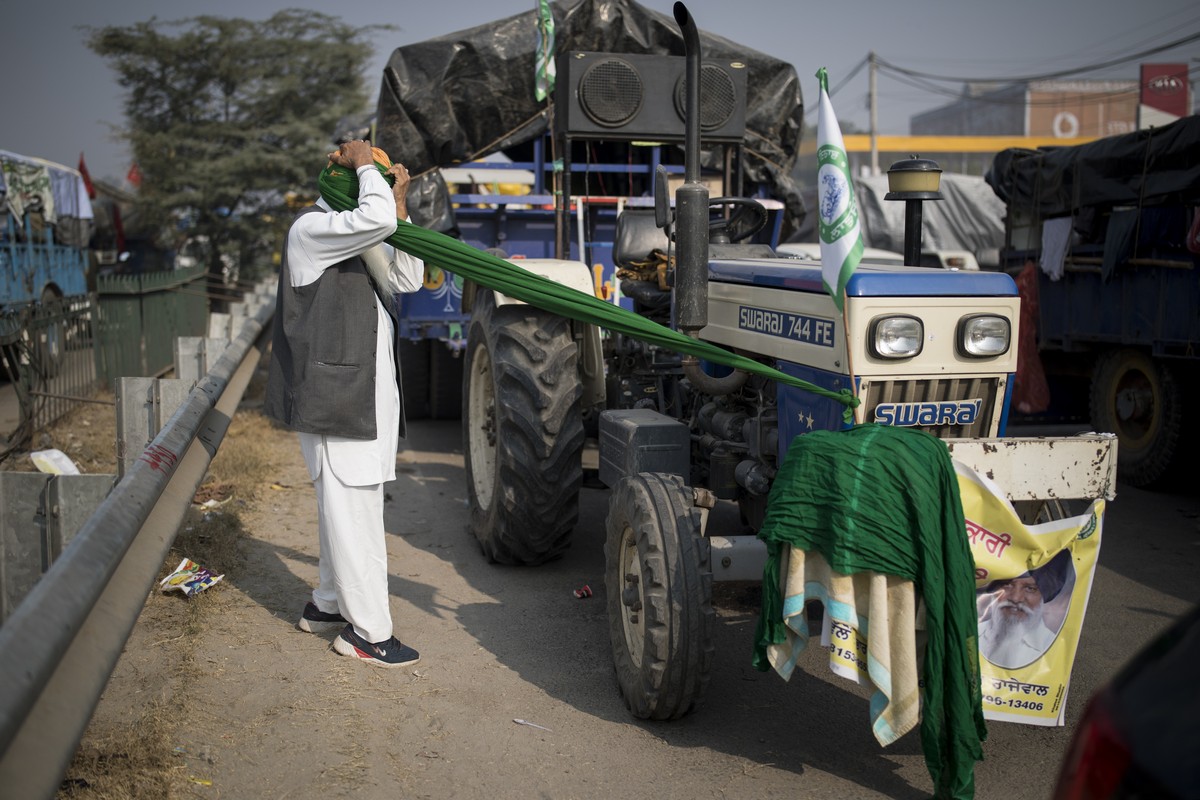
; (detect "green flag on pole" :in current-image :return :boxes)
[534,0,556,102]
[815,67,864,311]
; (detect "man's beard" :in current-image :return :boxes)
[990,599,1045,645]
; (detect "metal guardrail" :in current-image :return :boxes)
[0,284,275,798]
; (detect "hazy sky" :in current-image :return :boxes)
[2,0,1197,183]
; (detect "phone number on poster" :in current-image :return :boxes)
[982,695,1044,711]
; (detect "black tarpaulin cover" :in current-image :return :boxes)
[984,115,1200,218]
[790,173,1007,257]
[374,0,804,227]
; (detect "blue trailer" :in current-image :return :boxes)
[1,150,92,377]
[394,137,786,420]
[987,116,1200,487]
[1,150,91,310]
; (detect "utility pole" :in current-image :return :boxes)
[869,51,879,176]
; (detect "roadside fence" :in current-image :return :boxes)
[0,276,275,799]
[1,266,213,455]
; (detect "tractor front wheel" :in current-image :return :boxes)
[605,472,714,720]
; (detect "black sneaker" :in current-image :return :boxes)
[297,602,347,634]
[333,624,420,668]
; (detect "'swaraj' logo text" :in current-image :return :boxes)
[874,399,981,427]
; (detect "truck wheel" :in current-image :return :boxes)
[463,289,584,565]
[605,473,714,720]
[1089,348,1181,488]
[398,338,430,420]
[429,343,462,420]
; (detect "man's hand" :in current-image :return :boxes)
[328,140,375,170]
[387,163,411,220]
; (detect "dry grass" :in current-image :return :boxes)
[56,504,250,793]
[0,388,119,474]
[202,408,290,503]
[58,705,185,800]
[56,495,252,798]
[53,354,289,799]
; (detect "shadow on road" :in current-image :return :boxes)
[382,421,933,798]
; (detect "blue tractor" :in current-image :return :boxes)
[457,3,1117,721]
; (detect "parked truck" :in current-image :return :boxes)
[1,150,92,375]
[986,116,1200,487]
[0,150,90,309]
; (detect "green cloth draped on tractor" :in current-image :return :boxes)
[317,162,859,416]
[752,424,987,800]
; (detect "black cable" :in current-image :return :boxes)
[875,28,1200,85]
[828,56,869,97]
[883,69,1141,108]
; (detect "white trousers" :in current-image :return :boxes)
[309,446,393,643]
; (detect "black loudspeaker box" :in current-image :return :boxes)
[555,51,748,143]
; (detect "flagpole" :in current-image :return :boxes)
[840,288,862,427]
[534,0,565,260]
[815,66,866,427]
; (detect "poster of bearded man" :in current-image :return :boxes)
[955,461,1105,727]
[977,550,1074,669]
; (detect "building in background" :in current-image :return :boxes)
[913,79,1140,139]
[905,63,1194,174]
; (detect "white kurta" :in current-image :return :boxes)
[287,165,424,642]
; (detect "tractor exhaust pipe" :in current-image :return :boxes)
[674,2,749,397]
[673,1,707,337]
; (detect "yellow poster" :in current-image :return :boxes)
[955,460,1104,726]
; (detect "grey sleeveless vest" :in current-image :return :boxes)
[264,207,407,440]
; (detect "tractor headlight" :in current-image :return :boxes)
[870,315,923,359]
[958,315,1011,357]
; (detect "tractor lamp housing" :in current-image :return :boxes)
[958,314,1011,357]
[870,315,924,359]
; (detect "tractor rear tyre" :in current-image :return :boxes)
[463,289,584,565]
[1089,348,1182,488]
[605,472,714,720]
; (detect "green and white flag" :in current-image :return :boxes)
[534,0,556,102]
[815,67,864,311]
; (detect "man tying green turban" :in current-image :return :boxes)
[265,140,426,669]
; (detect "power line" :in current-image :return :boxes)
[875,29,1200,84]
[883,69,1140,108]
[803,25,1196,127]
[828,57,868,97]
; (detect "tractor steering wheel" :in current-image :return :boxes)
[708,197,769,243]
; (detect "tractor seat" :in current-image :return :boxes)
[612,208,669,270]
[612,208,671,321]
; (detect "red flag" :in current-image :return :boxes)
[126,162,143,189]
[78,152,97,199]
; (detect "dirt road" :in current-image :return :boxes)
[73,408,1199,800]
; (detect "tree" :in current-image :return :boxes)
[87,12,386,305]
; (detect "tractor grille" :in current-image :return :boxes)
[863,376,1001,439]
